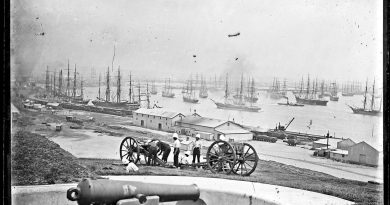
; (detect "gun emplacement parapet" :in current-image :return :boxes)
[67,178,200,205]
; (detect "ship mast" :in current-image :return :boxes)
[59,70,62,96]
[224,73,229,101]
[146,81,150,108]
[306,75,310,99]
[363,79,368,110]
[73,64,77,99]
[370,78,375,110]
[105,66,110,102]
[98,73,101,100]
[53,70,56,96]
[117,66,121,103]
[129,72,132,103]
[67,60,70,97]
[138,81,141,104]
[80,76,83,99]
[45,66,49,94]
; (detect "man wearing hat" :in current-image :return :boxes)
[173,133,181,168]
[157,140,171,163]
[192,134,202,164]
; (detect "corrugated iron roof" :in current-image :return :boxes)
[134,108,183,119]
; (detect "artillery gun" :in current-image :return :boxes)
[119,137,259,176]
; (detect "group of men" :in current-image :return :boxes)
[144,132,203,168]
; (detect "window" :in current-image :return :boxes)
[150,120,152,123]
[160,117,161,119]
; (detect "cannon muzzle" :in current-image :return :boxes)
[67,178,200,205]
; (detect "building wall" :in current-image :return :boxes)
[337,139,355,150]
[347,143,379,166]
[133,113,182,132]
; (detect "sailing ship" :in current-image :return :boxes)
[183,77,199,103]
[244,78,258,103]
[341,82,354,96]
[269,78,285,99]
[93,67,139,109]
[162,78,175,98]
[347,79,381,115]
[294,75,328,106]
[212,73,261,112]
[150,81,157,95]
[329,82,339,101]
[199,76,208,98]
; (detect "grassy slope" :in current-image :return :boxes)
[11,131,94,185]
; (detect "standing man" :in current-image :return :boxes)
[192,134,201,164]
[157,140,171,163]
[173,133,181,168]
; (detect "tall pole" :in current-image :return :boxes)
[73,64,77,99]
[53,70,56,96]
[106,66,110,102]
[117,66,121,103]
[138,81,141,104]
[363,79,368,110]
[371,78,375,110]
[98,73,101,100]
[67,60,70,97]
[45,66,49,93]
[59,70,62,96]
[80,76,83,99]
[129,72,132,103]
[146,81,150,108]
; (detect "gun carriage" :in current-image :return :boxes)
[119,136,259,176]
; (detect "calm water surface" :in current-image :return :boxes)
[82,83,383,151]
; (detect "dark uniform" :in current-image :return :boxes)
[147,140,158,166]
[157,141,171,163]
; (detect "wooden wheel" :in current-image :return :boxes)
[119,137,140,163]
[206,140,237,174]
[232,143,258,176]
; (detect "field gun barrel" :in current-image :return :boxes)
[67,178,200,205]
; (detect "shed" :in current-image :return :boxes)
[347,141,379,166]
[337,138,356,150]
[312,138,340,149]
[329,149,349,162]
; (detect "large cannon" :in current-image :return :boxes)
[67,178,200,205]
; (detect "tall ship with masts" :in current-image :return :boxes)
[329,82,339,101]
[198,76,208,98]
[150,81,157,95]
[211,73,261,112]
[183,77,199,103]
[244,78,258,103]
[162,78,175,98]
[347,79,381,115]
[294,75,328,106]
[92,67,139,109]
[341,82,354,96]
[268,77,285,99]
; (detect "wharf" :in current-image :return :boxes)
[251,129,343,141]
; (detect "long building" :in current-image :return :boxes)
[174,115,253,141]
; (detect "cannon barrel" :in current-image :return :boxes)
[67,178,200,205]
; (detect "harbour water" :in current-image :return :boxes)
[81,84,383,152]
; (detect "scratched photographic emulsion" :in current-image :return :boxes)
[10,0,384,204]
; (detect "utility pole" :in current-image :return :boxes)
[326,131,330,150]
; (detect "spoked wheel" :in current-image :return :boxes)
[232,143,258,176]
[206,140,237,174]
[119,137,140,163]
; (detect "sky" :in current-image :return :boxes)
[11,0,383,84]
